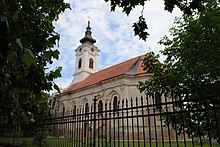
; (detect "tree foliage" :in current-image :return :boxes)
[0,0,70,125]
[138,0,220,139]
[105,0,214,41]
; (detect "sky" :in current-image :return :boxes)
[51,0,182,89]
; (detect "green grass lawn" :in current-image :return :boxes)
[13,138,219,147]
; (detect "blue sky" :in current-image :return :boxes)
[51,0,182,89]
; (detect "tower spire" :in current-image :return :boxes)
[80,20,96,44]
[70,20,100,85]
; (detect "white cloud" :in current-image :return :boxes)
[51,0,182,89]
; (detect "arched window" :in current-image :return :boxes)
[98,100,103,113]
[155,92,162,109]
[78,58,82,69]
[62,107,65,117]
[72,105,76,116]
[113,96,118,111]
[85,103,89,114]
[89,58,93,69]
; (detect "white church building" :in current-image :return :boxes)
[52,21,150,115]
[51,21,184,141]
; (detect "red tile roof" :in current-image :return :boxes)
[62,54,146,94]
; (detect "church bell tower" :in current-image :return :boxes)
[71,21,100,84]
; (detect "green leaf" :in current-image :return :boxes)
[23,50,37,68]
[0,0,69,126]
[53,50,60,60]
[132,16,149,41]
[54,84,61,93]
[54,66,62,78]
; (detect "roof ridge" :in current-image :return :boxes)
[93,55,143,74]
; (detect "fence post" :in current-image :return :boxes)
[93,96,97,147]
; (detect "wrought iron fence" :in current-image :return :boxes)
[0,95,220,147]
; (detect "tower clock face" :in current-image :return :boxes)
[90,48,94,52]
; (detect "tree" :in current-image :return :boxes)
[0,0,70,125]
[105,0,213,41]
[138,0,220,140]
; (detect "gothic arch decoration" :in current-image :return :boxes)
[96,94,102,102]
[81,98,89,109]
[84,102,89,114]
[71,101,77,115]
[70,100,76,106]
[107,90,120,100]
[107,89,120,110]
[78,58,82,69]
[95,94,104,112]
[89,58,94,69]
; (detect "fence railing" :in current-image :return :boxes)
[0,95,220,147]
